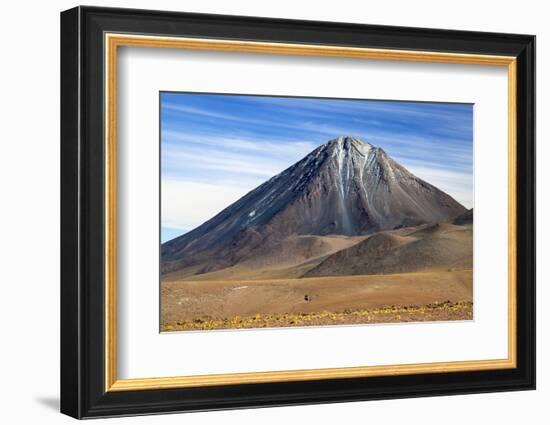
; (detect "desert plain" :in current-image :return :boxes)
[161,221,473,331]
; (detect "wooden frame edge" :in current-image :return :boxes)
[105,32,118,390]
[507,59,518,369]
[108,358,516,391]
[104,33,518,392]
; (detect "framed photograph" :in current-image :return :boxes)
[60,6,535,419]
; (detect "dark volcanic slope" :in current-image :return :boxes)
[453,208,473,225]
[162,136,466,276]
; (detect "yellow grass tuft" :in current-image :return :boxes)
[161,301,473,332]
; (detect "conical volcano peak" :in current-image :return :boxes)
[162,135,467,274]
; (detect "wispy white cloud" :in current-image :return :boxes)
[162,102,237,120]
[162,179,251,230]
[161,129,324,193]
[162,130,317,159]
[402,163,473,208]
[164,146,278,177]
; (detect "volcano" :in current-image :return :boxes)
[161,136,466,277]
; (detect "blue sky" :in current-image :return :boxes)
[161,92,473,243]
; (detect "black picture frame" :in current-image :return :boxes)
[61,5,535,419]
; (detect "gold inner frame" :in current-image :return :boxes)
[104,33,517,392]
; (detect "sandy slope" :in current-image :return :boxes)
[305,223,472,277]
[163,222,472,282]
[162,234,368,281]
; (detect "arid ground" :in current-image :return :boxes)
[161,269,473,331]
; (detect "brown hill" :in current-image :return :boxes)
[162,234,367,281]
[303,223,472,277]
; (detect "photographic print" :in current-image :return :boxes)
[160,93,473,332]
